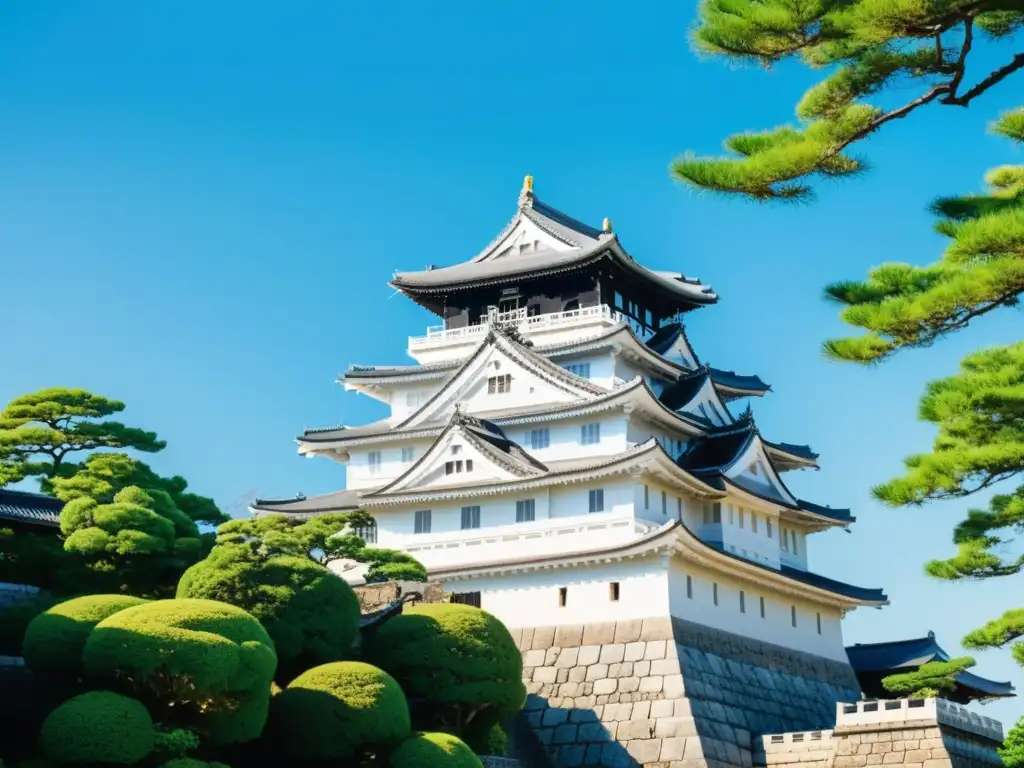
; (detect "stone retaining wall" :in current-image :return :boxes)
[510,616,862,768]
[351,580,445,612]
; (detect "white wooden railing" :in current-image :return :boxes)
[409,305,622,350]
[400,511,658,559]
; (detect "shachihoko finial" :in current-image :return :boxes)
[602,217,612,233]
[522,175,534,195]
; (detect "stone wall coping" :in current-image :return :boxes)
[836,698,1003,743]
[760,729,835,751]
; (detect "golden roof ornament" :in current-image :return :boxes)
[518,174,534,207]
[603,217,612,233]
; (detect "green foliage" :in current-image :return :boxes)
[22,594,148,680]
[0,388,164,485]
[1000,716,1024,768]
[675,0,1024,201]
[212,510,424,580]
[464,721,508,757]
[39,691,154,765]
[962,608,1024,667]
[0,592,56,656]
[176,543,361,682]
[49,452,226,525]
[366,603,526,735]
[83,598,277,745]
[60,485,205,597]
[881,657,975,698]
[269,661,411,761]
[390,732,484,768]
[153,726,202,760]
[0,529,76,592]
[823,112,1024,362]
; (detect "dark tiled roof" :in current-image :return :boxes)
[659,370,711,412]
[778,564,886,603]
[706,367,770,395]
[645,323,689,357]
[0,489,62,528]
[846,634,1015,698]
[796,498,854,524]
[763,440,819,463]
[251,488,364,515]
[676,425,755,472]
[456,413,548,476]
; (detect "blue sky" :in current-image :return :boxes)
[1,1,1021,722]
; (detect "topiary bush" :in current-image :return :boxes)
[269,661,411,761]
[39,691,154,765]
[22,594,148,680]
[83,598,277,745]
[389,732,483,768]
[176,544,360,682]
[365,603,526,736]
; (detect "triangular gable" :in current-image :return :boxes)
[675,374,733,427]
[473,213,578,263]
[724,433,798,507]
[369,418,545,497]
[398,331,606,429]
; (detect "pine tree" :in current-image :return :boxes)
[672,1,1024,200]
[881,657,977,699]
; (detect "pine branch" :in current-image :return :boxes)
[945,51,1024,105]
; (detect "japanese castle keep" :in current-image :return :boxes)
[254,177,1009,768]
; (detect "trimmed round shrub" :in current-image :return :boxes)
[22,594,148,679]
[83,599,277,745]
[390,732,483,768]
[365,603,526,732]
[177,545,360,681]
[270,661,411,760]
[40,691,154,764]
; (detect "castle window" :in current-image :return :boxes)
[712,583,719,606]
[751,513,759,533]
[645,308,653,327]
[581,423,601,445]
[565,363,591,378]
[677,497,682,519]
[353,520,377,544]
[817,613,822,635]
[686,575,693,599]
[613,291,623,309]
[728,506,735,525]
[451,445,462,455]
[528,428,550,450]
[402,447,415,463]
[588,489,604,513]
[760,596,766,618]
[451,591,481,608]
[610,582,620,602]
[767,520,773,539]
[703,502,722,524]
[487,374,512,394]
[791,606,797,627]
[414,510,432,534]
[661,491,667,516]
[367,451,382,474]
[792,530,800,555]
[780,527,789,552]
[740,590,746,613]
[644,485,649,509]
[516,499,535,523]
[739,509,745,529]
[558,587,568,607]
[460,506,481,530]
[466,459,474,472]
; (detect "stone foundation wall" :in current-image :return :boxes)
[351,580,446,612]
[509,616,862,768]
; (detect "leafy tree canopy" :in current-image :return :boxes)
[49,452,227,526]
[822,111,1024,363]
[61,486,206,597]
[1002,716,1024,768]
[673,0,1024,201]
[215,511,427,583]
[0,388,164,485]
[881,656,976,698]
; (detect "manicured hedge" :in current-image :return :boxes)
[22,594,148,679]
[390,732,484,768]
[83,598,277,744]
[365,603,526,728]
[177,545,360,680]
[39,691,154,765]
[270,661,411,761]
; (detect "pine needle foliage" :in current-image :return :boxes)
[823,110,1024,362]
[880,657,976,698]
[674,0,1024,200]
